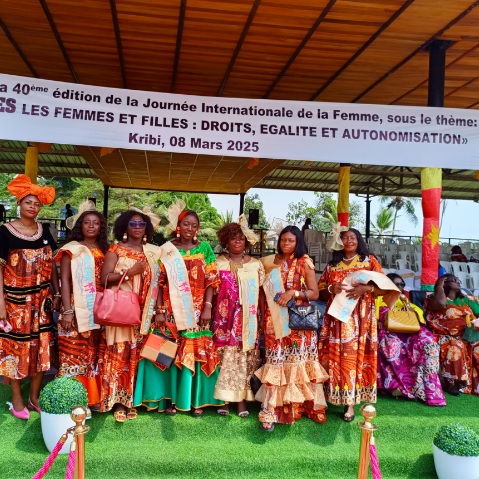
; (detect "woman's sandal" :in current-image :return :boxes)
[238,411,249,418]
[126,408,138,420]
[113,409,127,423]
[260,422,275,432]
[343,406,355,423]
[217,407,229,416]
[192,408,204,418]
[165,406,177,416]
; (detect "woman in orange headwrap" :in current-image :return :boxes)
[0,174,60,420]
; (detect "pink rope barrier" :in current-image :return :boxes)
[31,434,68,479]
[64,448,76,479]
[370,443,383,479]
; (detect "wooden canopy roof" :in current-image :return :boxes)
[1,0,479,197]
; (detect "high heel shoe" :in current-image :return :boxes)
[27,398,41,413]
[7,401,30,420]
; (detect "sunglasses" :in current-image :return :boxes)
[445,278,462,285]
[394,282,406,288]
[128,221,147,228]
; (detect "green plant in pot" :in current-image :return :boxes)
[433,423,479,479]
[39,377,88,453]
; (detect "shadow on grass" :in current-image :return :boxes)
[407,453,436,479]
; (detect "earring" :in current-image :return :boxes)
[142,235,147,244]
[176,226,180,238]
[122,232,127,242]
[193,230,198,242]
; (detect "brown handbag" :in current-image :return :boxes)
[93,272,141,327]
[384,300,420,334]
[140,322,179,368]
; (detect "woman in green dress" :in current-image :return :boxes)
[134,205,223,416]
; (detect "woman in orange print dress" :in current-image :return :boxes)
[318,227,385,422]
[99,210,162,422]
[55,201,109,412]
[254,225,328,432]
[0,174,59,420]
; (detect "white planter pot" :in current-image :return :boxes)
[40,411,80,454]
[433,444,479,479]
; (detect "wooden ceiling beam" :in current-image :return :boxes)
[171,0,187,93]
[217,0,261,97]
[0,147,78,155]
[0,18,38,77]
[0,159,92,169]
[275,164,475,181]
[352,1,479,103]
[39,0,78,83]
[109,0,128,89]
[263,0,337,99]
[309,0,415,102]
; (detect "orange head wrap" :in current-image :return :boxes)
[7,174,55,205]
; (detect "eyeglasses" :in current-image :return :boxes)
[394,282,406,288]
[128,221,147,228]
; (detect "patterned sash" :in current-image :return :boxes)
[57,241,98,333]
[158,241,196,331]
[139,243,163,335]
[260,255,290,340]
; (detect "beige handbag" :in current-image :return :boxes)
[384,299,420,334]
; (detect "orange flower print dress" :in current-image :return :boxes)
[318,255,383,406]
[0,223,56,379]
[55,245,105,406]
[98,244,152,412]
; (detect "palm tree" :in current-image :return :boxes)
[379,196,419,234]
[371,207,394,236]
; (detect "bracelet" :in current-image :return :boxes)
[327,285,334,294]
[54,292,61,297]
[155,306,167,315]
[204,301,213,308]
[62,309,74,315]
[370,285,375,293]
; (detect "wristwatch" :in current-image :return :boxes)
[294,290,300,298]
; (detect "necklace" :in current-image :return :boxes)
[343,253,358,261]
[18,218,37,230]
[228,252,245,275]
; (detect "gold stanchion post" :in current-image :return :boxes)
[70,405,90,479]
[356,404,378,479]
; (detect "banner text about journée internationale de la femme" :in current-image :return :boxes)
[0,74,478,169]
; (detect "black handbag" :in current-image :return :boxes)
[287,290,323,330]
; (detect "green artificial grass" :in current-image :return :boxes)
[1,380,477,479]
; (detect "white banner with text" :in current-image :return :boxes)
[1,74,478,169]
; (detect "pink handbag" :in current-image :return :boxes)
[93,272,141,327]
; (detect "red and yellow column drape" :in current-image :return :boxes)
[338,164,350,227]
[421,168,442,290]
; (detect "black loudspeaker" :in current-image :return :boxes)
[248,209,260,227]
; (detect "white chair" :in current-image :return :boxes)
[440,261,451,274]
[396,258,410,270]
[388,244,398,255]
[414,252,422,268]
[469,272,479,290]
[398,251,410,262]
[384,251,395,269]
[467,262,479,274]
[395,269,415,290]
[455,271,470,290]
[450,262,467,275]
[308,243,321,270]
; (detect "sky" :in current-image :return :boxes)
[209,188,479,243]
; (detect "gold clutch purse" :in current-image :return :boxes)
[385,301,420,334]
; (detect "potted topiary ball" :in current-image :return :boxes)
[433,423,479,479]
[39,377,88,454]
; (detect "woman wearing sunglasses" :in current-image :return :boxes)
[377,273,445,406]
[425,274,479,397]
[99,210,162,422]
